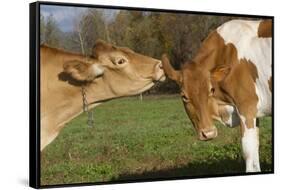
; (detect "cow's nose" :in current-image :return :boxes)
[153,61,166,82]
[198,127,218,141]
[155,61,163,69]
[158,62,163,69]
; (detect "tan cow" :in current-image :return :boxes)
[162,19,272,172]
[41,40,165,150]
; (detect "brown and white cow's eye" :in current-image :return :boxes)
[182,95,189,103]
[180,91,189,103]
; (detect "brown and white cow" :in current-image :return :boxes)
[41,40,165,150]
[162,19,272,172]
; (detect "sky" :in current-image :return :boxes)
[40,5,118,32]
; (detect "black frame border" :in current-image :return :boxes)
[30,2,41,189]
[29,1,274,189]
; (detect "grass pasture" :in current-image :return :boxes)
[41,95,272,186]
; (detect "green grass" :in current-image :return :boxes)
[41,95,272,186]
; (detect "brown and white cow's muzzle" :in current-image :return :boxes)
[198,127,218,141]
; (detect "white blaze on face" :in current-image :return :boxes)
[217,20,272,117]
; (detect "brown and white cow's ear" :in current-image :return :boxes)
[211,65,231,82]
[161,54,182,85]
[63,60,104,81]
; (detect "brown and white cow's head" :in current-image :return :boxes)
[162,55,219,140]
[161,53,241,141]
[63,40,165,98]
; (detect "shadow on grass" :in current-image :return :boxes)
[112,159,272,181]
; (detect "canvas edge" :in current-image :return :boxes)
[30,1,274,189]
[29,2,41,189]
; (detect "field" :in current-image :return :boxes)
[41,95,272,186]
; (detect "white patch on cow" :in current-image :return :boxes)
[92,64,104,77]
[217,20,272,117]
[240,115,261,172]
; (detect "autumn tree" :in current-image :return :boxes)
[41,14,62,47]
[74,9,108,55]
[40,9,248,93]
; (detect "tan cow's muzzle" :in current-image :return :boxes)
[153,62,166,82]
[198,127,218,141]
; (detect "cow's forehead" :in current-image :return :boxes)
[97,47,141,60]
[93,41,136,58]
[118,46,135,54]
[183,66,208,84]
[182,73,209,96]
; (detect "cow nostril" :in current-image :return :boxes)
[159,63,163,69]
[200,128,218,141]
[201,131,208,139]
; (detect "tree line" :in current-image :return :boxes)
[40,9,252,93]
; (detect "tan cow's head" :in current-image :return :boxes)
[63,40,165,98]
[161,54,239,141]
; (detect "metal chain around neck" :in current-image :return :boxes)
[81,86,94,128]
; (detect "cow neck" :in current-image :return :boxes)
[192,31,234,72]
[192,46,236,106]
[79,77,116,107]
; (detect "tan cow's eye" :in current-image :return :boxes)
[117,58,126,65]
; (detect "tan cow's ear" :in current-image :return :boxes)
[211,65,231,82]
[161,54,182,85]
[63,60,104,81]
